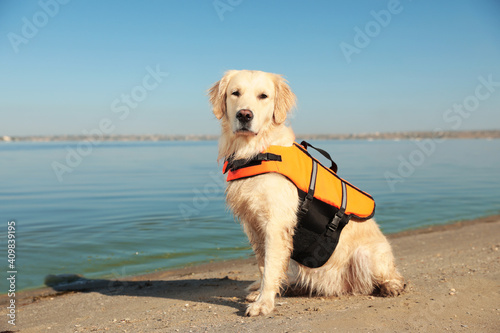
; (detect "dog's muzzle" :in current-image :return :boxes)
[234,109,256,134]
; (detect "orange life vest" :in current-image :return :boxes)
[223,142,375,220]
[223,141,376,268]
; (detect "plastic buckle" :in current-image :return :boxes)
[325,212,344,236]
[299,195,313,215]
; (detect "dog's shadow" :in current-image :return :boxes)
[46,274,253,315]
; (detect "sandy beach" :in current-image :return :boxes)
[1,215,499,332]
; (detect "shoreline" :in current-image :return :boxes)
[0,214,500,300]
[2,215,498,331]
[1,214,498,331]
[3,213,498,301]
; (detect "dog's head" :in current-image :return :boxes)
[209,70,296,136]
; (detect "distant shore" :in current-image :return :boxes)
[1,129,500,143]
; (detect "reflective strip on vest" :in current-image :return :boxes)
[224,143,375,220]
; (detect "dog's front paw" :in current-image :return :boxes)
[245,299,274,316]
[245,291,260,302]
[378,278,405,297]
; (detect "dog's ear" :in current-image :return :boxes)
[273,75,296,124]
[208,70,238,120]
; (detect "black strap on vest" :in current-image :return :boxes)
[293,178,350,268]
[298,141,347,237]
[298,157,348,236]
[301,141,338,173]
[224,153,282,173]
[299,160,318,215]
[325,180,349,237]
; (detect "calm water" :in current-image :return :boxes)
[1,139,499,291]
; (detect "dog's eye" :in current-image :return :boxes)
[231,91,240,97]
[258,93,268,99]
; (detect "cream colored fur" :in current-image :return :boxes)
[209,70,404,317]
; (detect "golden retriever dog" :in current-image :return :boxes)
[208,70,404,316]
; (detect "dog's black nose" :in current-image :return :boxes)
[236,109,253,123]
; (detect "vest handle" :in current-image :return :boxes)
[300,141,338,173]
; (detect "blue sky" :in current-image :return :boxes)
[1,0,499,136]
